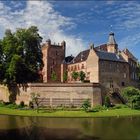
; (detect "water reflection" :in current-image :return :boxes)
[0,115,140,140]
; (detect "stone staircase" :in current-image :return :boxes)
[106,88,126,105]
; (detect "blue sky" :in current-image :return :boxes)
[0,0,140,60]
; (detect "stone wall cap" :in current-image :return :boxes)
[28,83,100,87]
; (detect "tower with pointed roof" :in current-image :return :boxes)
[107,32,118,53]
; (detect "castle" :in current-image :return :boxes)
[0,32,139,106]
[41,32,139,102]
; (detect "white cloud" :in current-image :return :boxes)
[119,33,140,50]
[0,1,86,56]
[105,1,140,30]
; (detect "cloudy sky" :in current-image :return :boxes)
[0,0,140,60]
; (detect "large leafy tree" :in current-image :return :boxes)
[0,40,4,82]
[0,26,43,85]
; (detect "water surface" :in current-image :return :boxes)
[0,115,140,140]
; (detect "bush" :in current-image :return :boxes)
[29,101,34,109]
[112,104,128,109]
[104,96,111,108]
[6,103,19,109]
[19,101,25,108]
[82,99,91,112]
[122,86,140,109]
[89,105,107,112]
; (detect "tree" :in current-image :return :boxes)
[0,26,43,85]
[72,71,79,81]
[51,71,57,81]
[0,40,4,83]
[122,86,140,109]
[79,71,86,82]
[63,71,68,82]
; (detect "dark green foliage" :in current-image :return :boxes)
[82,99,91,112]
[72,71,79,81]
[0,26,43,84]
[51,71,57,81]
[104,96,111,108]
[122,86,140,109]
[112,104,128,109]
[79,71,86,82]
[19,101,25,108]
[63,71,68,82]
[90,105,107,112]
[29,101,34,109]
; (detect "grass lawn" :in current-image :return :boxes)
[0,107,140,117]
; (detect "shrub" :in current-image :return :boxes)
[90,105,107,112]
[82,99,91,112]
[63,71,68,82]
[79,71,86,82]
[29,101,34,109]
[71,71,79,81]
[51,71,57,81]
[112,104,128,109]
[19,101,25,108]
[104,96,111,108]
[6,103,18,109]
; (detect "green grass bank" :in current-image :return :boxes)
[0,107,140,117]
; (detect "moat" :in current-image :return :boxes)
[0,115,140,140]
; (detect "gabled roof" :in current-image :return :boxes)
[96,51,126,62]
[123,48,137,62]
[95,44,107,51]
[69,48,126,64]
[70,49,90,64]
[64,56,74,64]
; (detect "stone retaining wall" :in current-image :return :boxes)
[0,83,102,107]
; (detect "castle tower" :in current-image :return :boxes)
[107,32,118,53]
[42,39,66,83]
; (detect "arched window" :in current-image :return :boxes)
[81,64,84,69]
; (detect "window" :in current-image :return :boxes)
[123,73,127,78]
[78,65,80,70]
[81,64,84,69]
[56,51,58,56]
[71,66,73,71]
[52,59,55,65]
[109,78,113,88]
[122,82,125,86]
[74,65,77,70]
[109,63,112,69]
[101,61,104,67]
[50,67,53,74]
